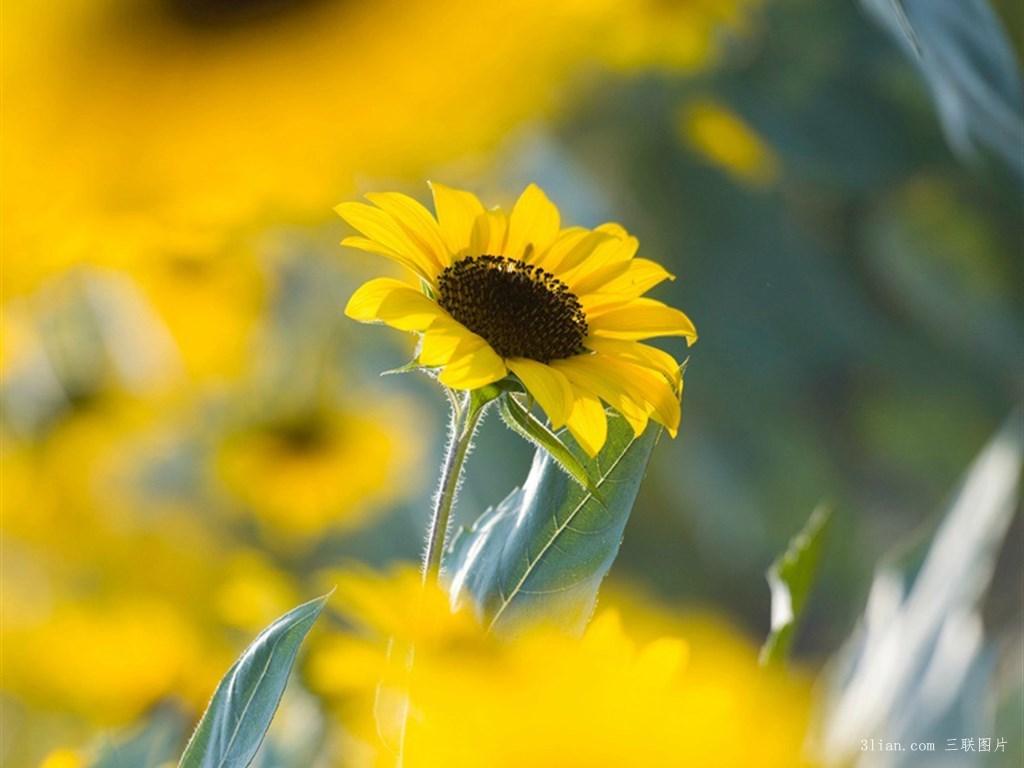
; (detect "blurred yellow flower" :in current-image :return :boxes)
[309,568,816,767]
[603,0,755,73]
[3,598,200,726]
[340,183,696,455]
[680,99,780,186]
[127,246,267,380]
[2,0,751,300]
[213,551,302,634]
[38,749,84,768]
[213,399,422,542]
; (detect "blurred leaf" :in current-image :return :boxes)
[878,0,923,56]
[498,393,603,499]
[760,504,831,666]
[862,0,1024,176]
[447,412,660,634]
[91,706,186,768]
[821,413,1022,765]
[179,595,328,768]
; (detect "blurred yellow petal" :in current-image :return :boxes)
[365,192,451,268]
[564,385,608,457]
[313,570,816,768]
[680,99,779,187]
[505,184,560,261]
[506,358,574,429]
[633,637,689,688]
[590,298,698,344]
[345,278,444,331]
[437,343,507,390]
[429,181,485,256]
[39,749,85,768]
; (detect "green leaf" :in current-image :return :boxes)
[498,394,603,500]
[179,595,328,768]
[447,411,660,635]
[862,0,1024,177]
[820,413,1022,759]
[879,0,922,56]
[759,505,831,666]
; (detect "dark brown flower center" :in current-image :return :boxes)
[437,255,587,363]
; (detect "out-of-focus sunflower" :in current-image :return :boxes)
[213,399,422,542]
[2,0,753,300]
[308,568,816,768]
[339,183,697,456]
[2,597,201,726]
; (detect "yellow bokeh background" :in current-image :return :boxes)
[7,0,1017,766]
[2,2,772,765]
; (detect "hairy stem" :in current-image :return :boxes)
[422,389,483,585]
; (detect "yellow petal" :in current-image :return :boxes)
[564,385,608,457]
[595,222,630,240]
[470,209,508,256]
[579,352,680,436]
[579,292,634,317]
[589,298,697,344]
[429,182,485,256]
[345,278,445,331]
[538,228,612,274]
[438,344,507,390]
[576,258,674,300]
[559,231,639,290]
[585,337,683,392]
[568,260,631,297]
[339,237,439,287]
[623,360,681,435]
[364,192,450,268]
[419,316,486,367]
[506,358,574,429]
[554,355,649,437]
[504,184,560,262]
[336,203,440,282]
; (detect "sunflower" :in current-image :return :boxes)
[339,183,696,456]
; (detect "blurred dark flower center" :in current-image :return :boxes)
[437,255,587,363]
[163,0,324,29]
[264,417,332,454]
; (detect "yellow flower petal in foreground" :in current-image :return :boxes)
[39,749,85,768]
[338,183,696,455]
[308,569,818,768]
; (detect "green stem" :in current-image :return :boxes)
[422,389,484,584]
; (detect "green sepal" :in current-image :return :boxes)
[499,393,604,503]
